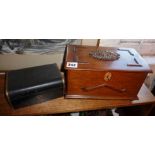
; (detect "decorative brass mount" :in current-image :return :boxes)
[89,50,120,61]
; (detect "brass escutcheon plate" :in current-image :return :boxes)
[104,72,112,81]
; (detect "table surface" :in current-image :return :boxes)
[0,83,155,115]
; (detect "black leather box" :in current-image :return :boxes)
[6,64,63,108]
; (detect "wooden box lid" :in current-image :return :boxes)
[64,45,152,72]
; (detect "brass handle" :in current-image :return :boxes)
[81,83,126,93]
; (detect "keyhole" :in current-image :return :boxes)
[104,72,112,81]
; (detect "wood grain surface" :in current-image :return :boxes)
[65,70,147,100]
[64,45,152,72]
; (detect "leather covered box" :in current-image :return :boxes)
[64,45,152,100]
[6,63,63,108]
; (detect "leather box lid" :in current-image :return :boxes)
[6,63,63,108]
[64,45,152,73]
[7,63,63,98]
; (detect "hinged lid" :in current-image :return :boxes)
[64,45,152,72]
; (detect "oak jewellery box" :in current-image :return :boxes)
[64,45,152,100]
[6,63,63,108]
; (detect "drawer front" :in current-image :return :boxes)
[66,70,147,99]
